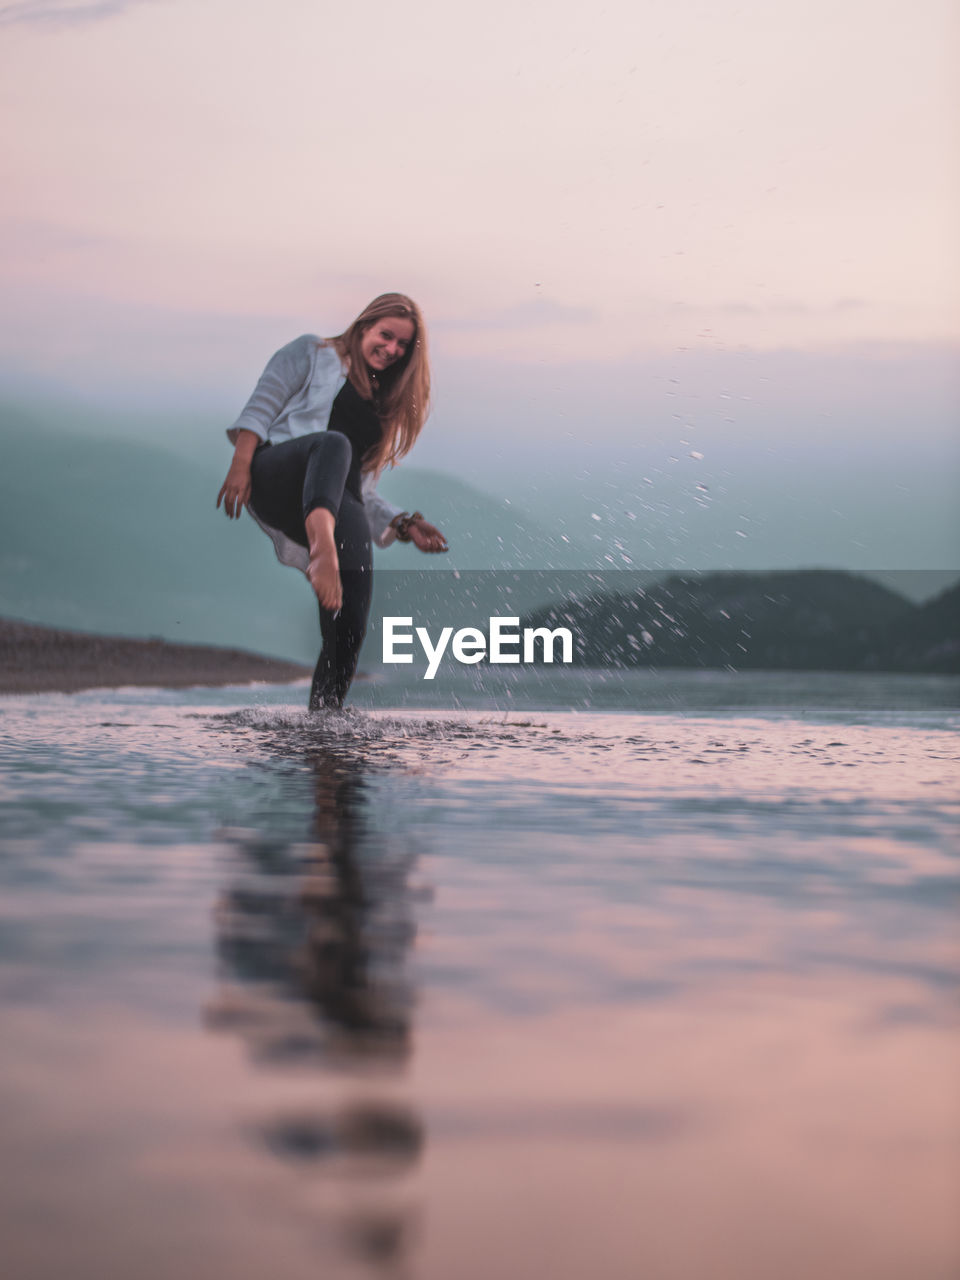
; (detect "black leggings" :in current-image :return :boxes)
[249,432,372,710]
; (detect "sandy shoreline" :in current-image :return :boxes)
[0,617,311,695]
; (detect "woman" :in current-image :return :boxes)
[217,293,447,710]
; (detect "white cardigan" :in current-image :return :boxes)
[227,334,405,570]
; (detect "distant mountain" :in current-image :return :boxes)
[521,570,958,673]
[875,580,960,672]
[374,467,591,570]
[0,405,590,661]
[3,401,955,674]
[0,403,316,660]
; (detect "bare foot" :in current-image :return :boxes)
[304,509,342,612]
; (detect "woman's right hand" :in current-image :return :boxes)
[217,458,252,519]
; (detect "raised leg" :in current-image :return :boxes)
[250,431,353,609]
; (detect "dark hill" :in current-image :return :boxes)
[521,570,957,673]
[874,579,960,673]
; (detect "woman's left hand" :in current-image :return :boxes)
[409,518,448,553]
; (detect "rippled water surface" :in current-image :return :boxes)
[1,673,958,1279]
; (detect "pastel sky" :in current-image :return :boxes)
[0,0,957,567]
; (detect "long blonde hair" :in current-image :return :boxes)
[328,293,431,475]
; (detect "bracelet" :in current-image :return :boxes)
[393,511,424,542]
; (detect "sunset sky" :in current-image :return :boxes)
[0,0,957,566]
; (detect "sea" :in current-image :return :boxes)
[1,667,958,1280]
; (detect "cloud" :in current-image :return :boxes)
[444,297,598,331]
[0,218,110,261]
[0,0,161,25]
[716,298,869,316]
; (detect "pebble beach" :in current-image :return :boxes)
[0,617,310,695]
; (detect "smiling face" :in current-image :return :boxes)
[359,314,415,374]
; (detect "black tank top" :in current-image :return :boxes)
[327,378,383,500]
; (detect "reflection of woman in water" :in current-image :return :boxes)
[211,743,417,1062]
[208,741,422,1266]
[217,294,447,710]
